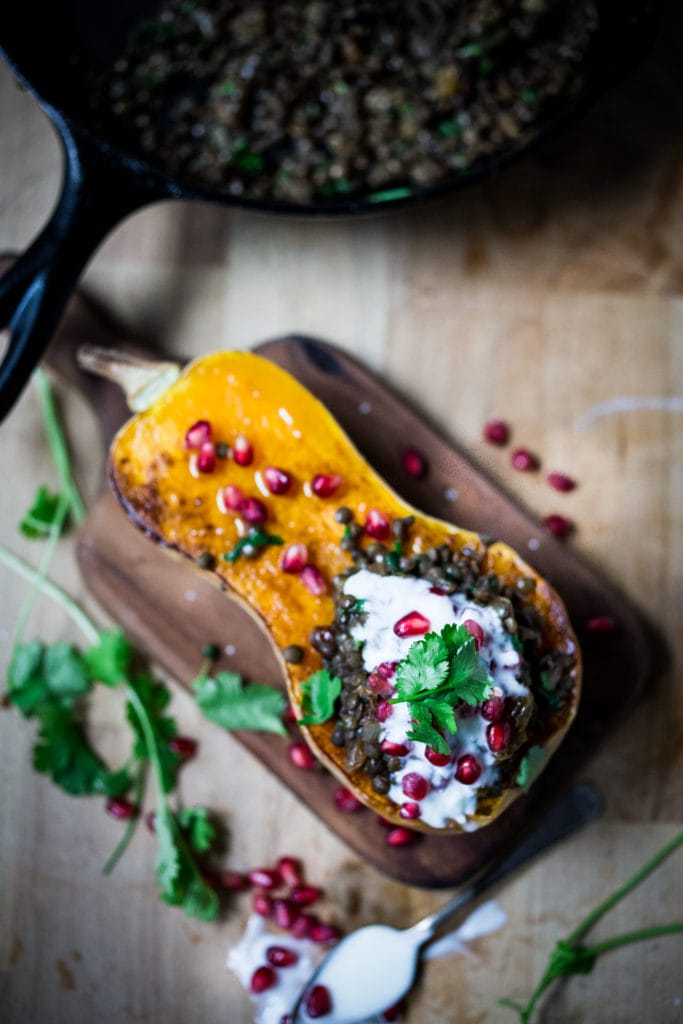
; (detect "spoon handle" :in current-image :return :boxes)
[409,782,603,942]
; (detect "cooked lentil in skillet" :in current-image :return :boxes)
[77,0,603,205]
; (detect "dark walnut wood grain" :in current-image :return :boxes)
[43,297,654,887]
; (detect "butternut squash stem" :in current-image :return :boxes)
[76,345,181,412]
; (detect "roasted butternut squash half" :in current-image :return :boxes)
[107,350,581,834]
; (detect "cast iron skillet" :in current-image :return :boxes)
[0,1,661,422]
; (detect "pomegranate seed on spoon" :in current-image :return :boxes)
[250,965,277,994]
[305,983,334,1017]
[393,611,430,637]
[266,946,299,968]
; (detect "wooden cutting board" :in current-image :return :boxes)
[45,291,655,888]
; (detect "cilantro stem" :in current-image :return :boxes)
[33,368,86,525]
[0,544,99,645]
[13,491,70,648]
[102,760,147,876]
[582,923,683,957]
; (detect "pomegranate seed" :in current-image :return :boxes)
[364,508,391,540]
[266,946,299,968]
[376,816,395,830]
[401,772,430,800]
[282,705,297,725]
[305,984,333,1018]
[311,473,343,498]
[220,484,244,511]
[386,827,419,848]
[511,448,539,471]
[197,442,216,473]
[301,565,327,596]
[185,420,212,449]
[585,615,617,634]
[333,787,361,813]
[106,797,136,820]
[220,870,249,892]
[309,923,342,945]
[273,898,298,930]
[289,741,316,770]
[402,447,427,479]
[377,661,399,678]
[399,802,421,820]
[250,965,277,994]
[252,892,274,917]
[547,472,576,493]
[367,672,394,698]
[279,542,308,574]
[248,867,281,889]
[483,419,509,446]
[425,747,451,767]
[543,514,574,539]
[167,735,197,760]
[233,434,253,466]
[291,885,323,907]
[277,856,304,888]
[291,913,318,939]
[487,721,512,753]
[481,691,506,723]
[394,611,430,638]
[455,754,482,785]
[381,740,410,757]
[264,466,292,495]
[240,497,268,524]
[376,700,393,722]
[463,618,485,650]
[144,810,156,832]
[429,586,448,596]
[382,1000,407,1021]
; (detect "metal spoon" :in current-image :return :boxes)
[291,783,603,1024]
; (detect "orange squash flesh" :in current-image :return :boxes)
[109,351,581,833]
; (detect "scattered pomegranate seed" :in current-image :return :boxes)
[486,721,512,753]
[401,772,430,800]
[264,466,292,495]
[311,473,343,498]
[455,754,482,785]
[252,892,274,918]
[282,705,297,725]
[309,923,342,945]
[585,615,617,634]
[483,419,510,446]
[291,885,323,907]
[381,740,410,757]
[220,870,250,892]
[105,797,136,820]
[547,472,576,493]
[367,672,394,698]
[333,787,361,813]
[382,999,407,1021]
[185,420,212,449]
[233,434,253,466]
[364,508,391,540]
[511,448,539,471]
[240,497,268,524]
[266,946,299,969]
[376,700,393,722]
[280,543,308,574]
[197,442,216,473]
[291,912,318,939]
[481,691,506,723]
[463,618,485,650]
[288,741,317,770]
[393,611,431,638]
[429,585,448,596]
[220,484,244,511]
[167,735,197,760]
[305,984,334,1017]
[543,513,574,539]
[248,867,281,890]
[250,965,277,994]
[277,855,304,888]
[399,802,421,820]
[377,661,399,679]
[273,898,298,930]
[386,827,419,848]
[425,747,451,767]
[301,565,327,596]
[402,447,427,479]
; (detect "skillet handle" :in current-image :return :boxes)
[0,116,157,422]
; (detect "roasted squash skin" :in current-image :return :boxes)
[110,351,581,833]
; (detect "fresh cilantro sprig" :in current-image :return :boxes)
[391,623,492,755]
[193,669,287,736]
[299,669,342,726]
[501,830,683,1022]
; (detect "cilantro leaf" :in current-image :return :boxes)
[193,671,286,736]
[126,673,180,793]
[8,641,50,715]
[32,703,112,795]
[19,486,67,539]
[299,669,342,725]
[223,529,283,563]
[406,704,450,754]
[395,631,449,697]
[155,805,219,920]
[43,643,90,698]
[426,699,458,736]
[177,806,219,854]
[83,629,132,686]
[516,746,547,792]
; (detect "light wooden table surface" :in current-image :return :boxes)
[1,13,682,1024]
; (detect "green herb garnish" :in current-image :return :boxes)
[19,485,66,539]
[515,746,547,793]
[391,623,492,755]
[193,670,287,736]
[366,187,413,204]
[299,669,342,726]
[223,529,283,563]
